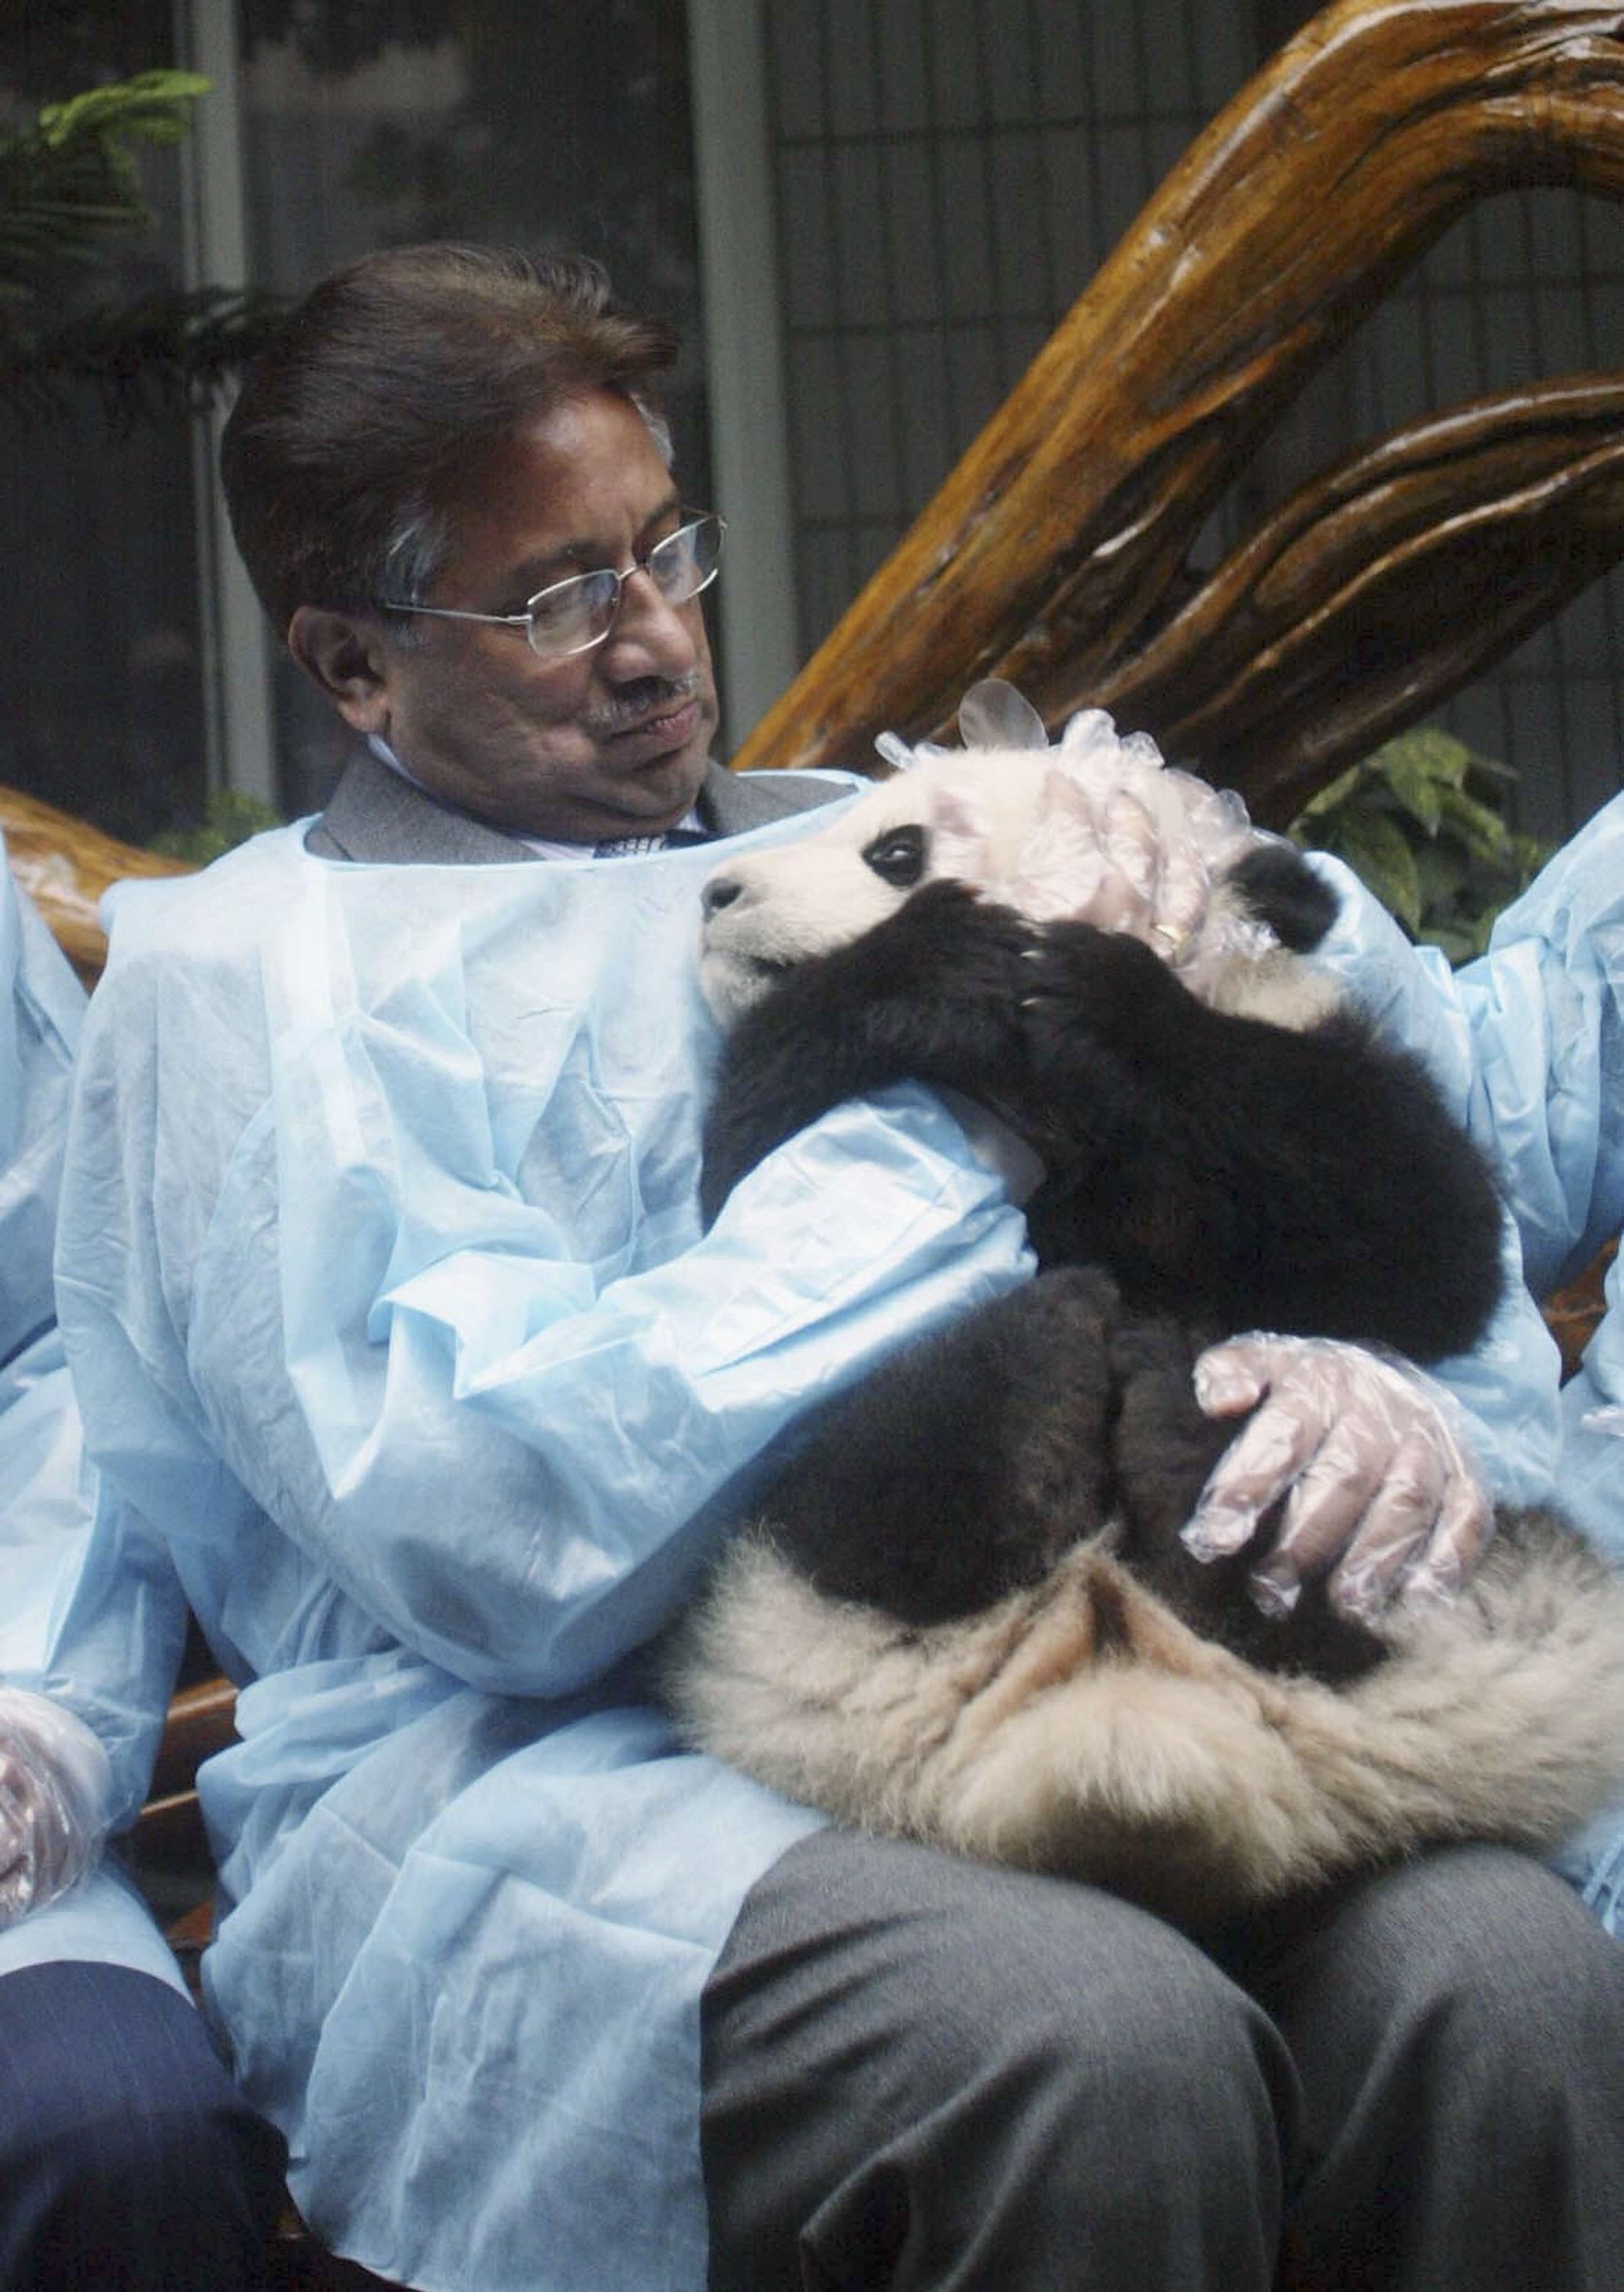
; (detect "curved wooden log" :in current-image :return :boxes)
[731,0,1624,792]
[1098,376,1624,821]
[0,785,189,981]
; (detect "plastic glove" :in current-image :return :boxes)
[0,1688,115,1928]
[1000,763,1216,959]
[1180,1335,1493,1626]
[925,683,1238,963]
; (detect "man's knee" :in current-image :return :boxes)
[704,1831,1293,2290]
[0,1959,286,2291]
[1312,1842,1624,2055]
[1411,1847,1624,2115]
[1250,1840,1624,2167]
[710,1826,1287,2103]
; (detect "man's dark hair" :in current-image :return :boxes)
[220,243,680,634]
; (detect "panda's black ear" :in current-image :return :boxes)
[1226,842,1339,953]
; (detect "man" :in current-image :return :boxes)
[0,836,284,2289]
[52,243,1624,2290]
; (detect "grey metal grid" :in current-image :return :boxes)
[763,0,1623,837]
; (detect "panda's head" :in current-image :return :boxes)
[697,747,1056,1024]
[698,682,1341,1030]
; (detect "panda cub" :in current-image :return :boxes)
[665,691,1624,1923]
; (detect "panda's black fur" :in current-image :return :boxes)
[666,775,1624,1922]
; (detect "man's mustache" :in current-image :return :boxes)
[581,671,703,738]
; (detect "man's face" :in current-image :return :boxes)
[345,389,720,842]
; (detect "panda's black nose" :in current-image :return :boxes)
[702,875,743,917]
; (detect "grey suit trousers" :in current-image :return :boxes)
[701,1826,1624,2290]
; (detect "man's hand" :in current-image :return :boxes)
[1180,1335,1493,1626]
[0,1691,114,1928]
[1001,774,1216,959]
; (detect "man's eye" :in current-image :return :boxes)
[862,824,927,887]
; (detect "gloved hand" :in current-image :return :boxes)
[0,1688,115,1928]
[935,681,1234,963]
[1003,768,1216,960]
[1180,1335,1493,1626]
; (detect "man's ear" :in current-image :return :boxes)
[287,607,394,733]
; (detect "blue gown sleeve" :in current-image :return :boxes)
[0,844,82,1366]
[57,848,1035,1701]
[1441,796,1624,1560]
[0,1329,188,1833]
[1305,850,1565,1510]
[0,843,190,1970]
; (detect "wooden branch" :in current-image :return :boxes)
[146,1674,239,1805]
[1097,376,1624,821]
[1,785,189,981]
[731,0,1624,788]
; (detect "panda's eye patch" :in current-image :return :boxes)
[862,824,928,888]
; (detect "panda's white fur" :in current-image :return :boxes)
[673,1510,1624,1925]
[666,692,1624,1924]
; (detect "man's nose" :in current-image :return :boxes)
[601,565,700,676]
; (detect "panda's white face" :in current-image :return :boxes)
[698,754,1052,1023]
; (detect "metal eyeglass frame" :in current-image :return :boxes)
[376,511,725,659]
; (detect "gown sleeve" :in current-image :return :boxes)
[1308,797,1624,1530]
[56,848,1035,1700]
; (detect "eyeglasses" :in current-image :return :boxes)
[378,510,725,659]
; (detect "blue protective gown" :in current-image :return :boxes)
[53,795,1036,2292]
[0,838,188,1991]
[48,788,1586,2287]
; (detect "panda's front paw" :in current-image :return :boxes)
[847,880,1040,1085]
[860,879,1037,992]
[698,882,1042,1220]
[1023,921,1187,1055]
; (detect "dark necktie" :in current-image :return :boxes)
[593,827,712,856]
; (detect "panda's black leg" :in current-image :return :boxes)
[755,1267,1126,1626]
[1225,842,1338,952]
[1105,1308,1388,1683]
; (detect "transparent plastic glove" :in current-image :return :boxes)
[882,679,1271,1001]
[1181,1335,1493,1626]
[995,762,1215,958]
[0,1688,115,1928]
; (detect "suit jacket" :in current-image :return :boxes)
[306,749,840,863]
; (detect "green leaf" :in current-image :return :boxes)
[1325,808,1426,931]
[1287,720,1554,963]
[1375,727,1472,789]
[149,787,283,864]
[1370,749,1447,833]
[1412,840,1467,911]
[1435,782,1515,864]
[0,73,286,432]
[0,73,215,311]
[37,74,212,152]
[1289,762,1360,825]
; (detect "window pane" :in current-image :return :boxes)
[234,0,708,816]
[0,6,209,844]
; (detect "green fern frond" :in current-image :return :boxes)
[0,70,286,427]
